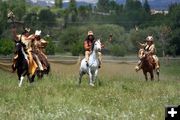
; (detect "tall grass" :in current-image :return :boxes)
[0,60,180,120]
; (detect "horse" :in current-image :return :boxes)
[15,42,36,87]
[138,49,160,81]
[35,54,50,79]
[79,39,102,86]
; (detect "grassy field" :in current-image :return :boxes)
[0,60,180,120]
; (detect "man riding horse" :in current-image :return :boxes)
[135,36,160,72]
[12,27,38,75]
[84,31,103,68]
[31,30,49,72]
[12,28,49,75]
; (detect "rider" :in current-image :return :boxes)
[11,27,37,72]
[135,36,160,72]
[31,30,48,71]
[84,31,102,68]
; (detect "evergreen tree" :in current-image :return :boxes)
[143,0,150,14]
[0,1,8,36]
[97,0,110,12]
[55,0,62,8]
[38,9,56,27]
[168,4,180,55]
[68,0,77,22]
[69,0,77,12]
[123,0,145,29]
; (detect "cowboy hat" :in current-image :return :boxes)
[88,31,93,36]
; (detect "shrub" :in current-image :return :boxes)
[44,37,55,55]
[71,41,83,56]
[110,44,127,57]
[0,39,14,55]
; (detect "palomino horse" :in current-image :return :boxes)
[138,49,160,81]
[79,39,102,86]
[15,42,36,87]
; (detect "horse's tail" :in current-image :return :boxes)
[46,63,50,74]
[76,56,82,65]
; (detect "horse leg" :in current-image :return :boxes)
[18,76,24,87]
[46,63,50,74]
[156,69,160,81]
[27,73,31,82]
[31,74,36,83]
[37,70,43,79]
[17,69,23,87]
[19,71,28,87]
[17,71,21,85]
[143,71,148,81]
[150,71,154,81]
[93,70,98,84]
[89,69,94,86]
[79,70,84,85]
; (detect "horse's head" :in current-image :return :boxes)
[15,42,22,53]
[92,39,101,52]
[138,48,146,60]
[138,49,154,64]
[15,42,27,59]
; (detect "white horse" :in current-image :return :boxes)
[79,39,102,86]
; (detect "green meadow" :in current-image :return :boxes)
[0,60,179,120]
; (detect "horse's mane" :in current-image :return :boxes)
[91,39,101,53]
[91,40,95,51]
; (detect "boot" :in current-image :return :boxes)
[86,61,89,67]
[155,62,160,73]
[98,61,101,68]
[156,62,160,69]
[135,60,141,72]
[135,66,140,72]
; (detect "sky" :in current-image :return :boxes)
[30,0,98,4]
[31,0,180,4]
[63,0,98,3]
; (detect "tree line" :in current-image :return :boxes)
[0,0,179,57]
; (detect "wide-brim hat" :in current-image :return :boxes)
[35,30,41,36]
[88,31,93,36]
[146,36,154,42]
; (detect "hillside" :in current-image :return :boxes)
[27,0,180,10]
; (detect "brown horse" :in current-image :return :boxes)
[138,49,160,81]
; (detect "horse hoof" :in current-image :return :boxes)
[30,82,35,86]
[89,83,95,87]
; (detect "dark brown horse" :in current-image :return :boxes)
[138,49,160,81]
[33,51,50,79]
[15,42,36,87]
